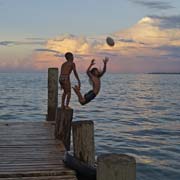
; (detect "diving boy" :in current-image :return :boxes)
[73,57,109,105]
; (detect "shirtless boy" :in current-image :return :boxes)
[59,52,81,109]
[73,57,109,105]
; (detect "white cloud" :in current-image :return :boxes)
[2,16,180,72]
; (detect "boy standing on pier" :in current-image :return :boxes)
[59,52,81,109]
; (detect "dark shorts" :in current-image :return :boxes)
[84,90,96,104]
[59,75,70,93]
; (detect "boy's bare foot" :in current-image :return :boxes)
[61,105,65,109]
[65,106,71,110]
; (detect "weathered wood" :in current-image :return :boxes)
[97,154,136,180]
[72,120,95,166]
[0,121,77,180]
[55,108,73,151]
[47,68,59,121]
[0,176,77,180]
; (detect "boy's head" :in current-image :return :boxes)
[65,52,74,62]
[90,68,100,77]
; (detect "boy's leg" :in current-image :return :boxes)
[61,91,66,109]
[72,86,86,105]
[60,80,66,109]
[65,81,71,108]
[66,91,71,108]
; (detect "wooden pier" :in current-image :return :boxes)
[0,68,137,180]
[0,121,77,180]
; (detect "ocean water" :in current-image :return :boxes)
[0,72,180,180]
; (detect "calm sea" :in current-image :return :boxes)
[0,72,179,180]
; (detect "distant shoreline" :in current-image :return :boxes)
[0,71,180,75]
[148,72,180,74]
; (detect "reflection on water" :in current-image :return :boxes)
[0,73,180,180]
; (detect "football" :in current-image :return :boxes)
[106,36,115,47]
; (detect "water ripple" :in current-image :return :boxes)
[0,73,180,180]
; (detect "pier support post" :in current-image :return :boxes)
[97,154,136,180]
[47,68,58,121]
[72,120,95,166]
[55,107,73,150]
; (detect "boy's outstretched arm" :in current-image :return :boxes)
[87,59,95,77]
[99,57,109,77]
[73,63,81,89]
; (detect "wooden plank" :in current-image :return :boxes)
[0,170,76,178]
[0,176,77,180]
[0,121,77,180]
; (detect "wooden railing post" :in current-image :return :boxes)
[72,120,95,166]
[47,68,58,121]
[97,154,136,180]
[55,107,73,151]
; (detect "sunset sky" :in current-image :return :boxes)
[0,0,180,73]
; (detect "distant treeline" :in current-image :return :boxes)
[148,72,180,74]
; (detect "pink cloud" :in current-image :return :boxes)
[1,16,180,73]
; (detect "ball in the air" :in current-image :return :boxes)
[106,36,115,47]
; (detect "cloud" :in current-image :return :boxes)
[17,40,46,45]
[1,16,180,73]
[157,45,180,52]
[148,15,180,29]
[0,39,46,46]
[130,0,174,10]
[26,37,47,41]
[0,56,36,72]
[45,34,95,55]
[0,37,46,72]
[35,48,60,54]
[117,38,136,43]
[33,14,180,72]
[115,16,180,45]
[0,41,14,46]
[156,45,180,58]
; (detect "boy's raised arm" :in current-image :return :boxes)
[99,57,109,77]
[87,59,95,77]
[73,63,81,89]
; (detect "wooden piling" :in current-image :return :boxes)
[72,120,95,166]
[97,154,136,180]
[55,107,73,151]
[47,68,58,121]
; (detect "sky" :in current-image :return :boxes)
[0,0,180,73]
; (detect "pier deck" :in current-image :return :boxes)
[0,121,77,180]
